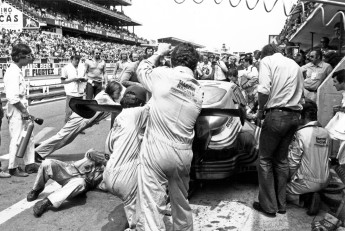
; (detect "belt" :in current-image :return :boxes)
[265,107,301,113]
[305,89,317,93]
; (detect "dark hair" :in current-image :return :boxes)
[120,85,147,108]
[244,57,253,65]
[301,99,317,121]
[70,55,81,60]
[321,37,330,44]
[145,47,154,54]
[171,43,199,71]
[332,69,345,83]
[228,68,238,78]
[105,81,123,96]
[11,43,31,62]
[260,44,281,59]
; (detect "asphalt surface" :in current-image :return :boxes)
[0,99,337,231]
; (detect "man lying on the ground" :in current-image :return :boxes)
[35,81,123,161]
[27,149,109,217]
[287,100,330,215]
[102,85,148,230]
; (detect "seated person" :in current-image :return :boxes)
[26,149,108,217]
[287,100,330,215]
[35,81,123,160]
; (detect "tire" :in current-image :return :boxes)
[322,182,345,194]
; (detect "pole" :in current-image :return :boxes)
[339,15,344,54]
[310,32,315,50]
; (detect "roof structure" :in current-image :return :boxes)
[157,37,205,49]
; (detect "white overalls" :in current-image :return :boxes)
[103,106,149,229]
[35,91,116,158]
[136,61,203,231]
[4,63,35,169]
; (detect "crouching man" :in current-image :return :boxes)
[287,100,330,215]
[26,149,108,217]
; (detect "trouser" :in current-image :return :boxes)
[337,140,345,165]
[8,109,35,169]
[65,95,83,124]
[287,178,328,205]
[36,112,107,158]
[103,159,138,229]
[85,81,102,100]
[258,110,300,213]
[32,159,86,208]
[136,130,193,231]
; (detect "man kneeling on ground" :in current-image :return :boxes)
[287,100,330,215]
[26,149,108,217]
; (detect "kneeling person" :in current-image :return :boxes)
[287,100,330,213]
[27,149,108,217]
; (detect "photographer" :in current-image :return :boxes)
[4,43,39,177]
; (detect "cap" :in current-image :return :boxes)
[124,85,147,102]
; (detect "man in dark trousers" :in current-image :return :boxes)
[253,44,304,217]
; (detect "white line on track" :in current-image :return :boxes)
[0,182,61,225]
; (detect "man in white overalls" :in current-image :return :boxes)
[136,43,204,231]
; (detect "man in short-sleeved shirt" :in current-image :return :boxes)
[301,49,333,102]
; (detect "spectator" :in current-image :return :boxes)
[239,56,259,110]
[197,55,215,80]
[112,50,130,82]
[301,49,333,102]
[212,55,228,81]
[329,22,344,49]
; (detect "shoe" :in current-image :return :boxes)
[35,152,45,163]
[307,192,320,216]
[252,202,276,217]
[25,163,40,174]
[27,188,44,202]
[277,210,286,214]
[0,170,11,178]
[80,131,86,135]
[9,168,29,177]
[33,198,52,217]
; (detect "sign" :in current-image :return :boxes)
[0,62,10,79]
[22,14,39,29]
[269,35,280,45]
[0,2,23,31]
[42,31,62,39]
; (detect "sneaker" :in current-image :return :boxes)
[9,168,29,177]
[27,188,44,202]
[33,198,52,217]
[35,152,45,164]
[0,170,11,178]
[252,202,276,217]
[25,163,40,174]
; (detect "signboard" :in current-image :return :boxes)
[22,14,39,29]
[268,35,280,45]
[0,2,23,31]
[42,31,62,39]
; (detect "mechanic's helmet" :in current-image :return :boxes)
[120,85,147,108]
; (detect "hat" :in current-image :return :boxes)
[124,85,147,102]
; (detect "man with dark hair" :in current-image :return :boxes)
[144,47,154,59]
[329,22,344,49]
[4,43,38,177]
[136,43,203,230]
[35,82,122,160]
[61,55,86,123]
[287,100,330,215]
[253,43,303,217]
[326,69,345,166]
[84,48,107,99]
[103,85,148,230]
[301,49,333,102]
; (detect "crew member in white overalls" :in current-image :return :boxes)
[136,43,204,231]
[326,69,345,165]
[4,43,38,177]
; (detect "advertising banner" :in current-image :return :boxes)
[0,2,23,31]
[22,14,39,29]
[268,35,280,45]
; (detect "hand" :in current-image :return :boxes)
[333,105,341,113]
[156,43,172,56]
[257,110,264,120]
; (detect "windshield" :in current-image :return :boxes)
[202,85,227,106]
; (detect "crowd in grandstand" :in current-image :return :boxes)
[0,29,147,61]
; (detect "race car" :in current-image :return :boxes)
[69,80,259,181]
[192,80,259,180]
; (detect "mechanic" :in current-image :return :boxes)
[84,48,107,99]
[253,44,303,217]
[287,100,330,215]
[26,149,108,217]
[326,69,345,165]
[35,81,122,160]
[135,43,204,231]
[4,43,39,177]
[103,85,148,230]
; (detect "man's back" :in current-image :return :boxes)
[258,53,303,110]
